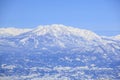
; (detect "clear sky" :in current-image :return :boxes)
[0,0,120,36]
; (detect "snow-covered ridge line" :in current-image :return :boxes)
[0,27,32,36]
[0,24,119,40]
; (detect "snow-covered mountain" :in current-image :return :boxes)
[17,24,102,50]
[1,24,118,54]
[0,24,120,80]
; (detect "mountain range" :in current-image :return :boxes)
[0,24,120,80]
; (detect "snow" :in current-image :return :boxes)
[0,66,117,80]
[1,64,16,70]
[31,24,101,41]
[0,27,31,36]
[114,35,120,40]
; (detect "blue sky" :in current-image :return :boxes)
[0,0,120,36]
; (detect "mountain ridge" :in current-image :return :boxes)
[0,24,119,38]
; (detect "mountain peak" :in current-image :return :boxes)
[30,24,101,41]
